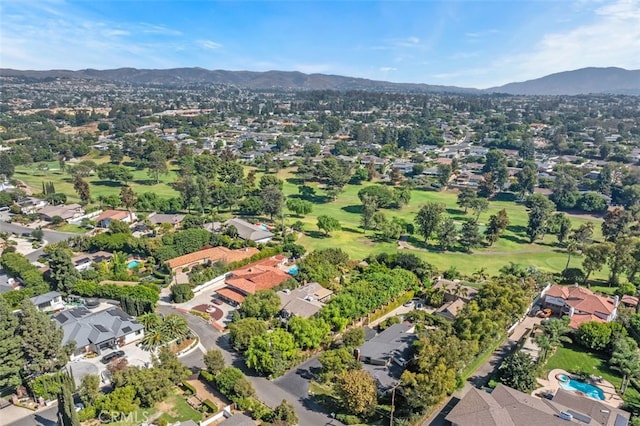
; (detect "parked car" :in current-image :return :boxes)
[529,306,541,317]
[100,350,125,364]
[537,308,553,318]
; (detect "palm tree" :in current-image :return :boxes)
[535,334,553,363]
[140,329,166,351]
[161,314,189,341]
[138,313,162,331]
[610,337,640,395]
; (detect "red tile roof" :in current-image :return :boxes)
[96,209,129,222]
[224,255,290,295]
[166,246,259,270]
[546,285,616,318]
[216,287,247,304]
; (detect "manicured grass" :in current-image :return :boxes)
[110,392,202,426]
[266,167,608,277]
[155,393,203,424]
[54,224,86,233]
[543,343,640,405]
[14,156,180,203]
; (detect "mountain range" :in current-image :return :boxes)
[1,66,638,96]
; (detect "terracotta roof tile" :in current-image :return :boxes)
[166,246,259,270]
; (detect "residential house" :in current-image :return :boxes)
[355,323,417,392]
[432,279,478,303]
[225,218,273,244]
[19,197,48,214]
[147,212,186,227]
[435,299,466,320]
[53,306,144,358]
[38,203,84,222]
[278,282,333,319]
[166,246,259,272]
[445,383,629,426]
[0,273,18,294]
[96,210,136,228]
[30,291,65,312]
[215,255,290,306]
[71,251,113,271]
[542,284,618,329]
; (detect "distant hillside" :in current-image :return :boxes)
[1,66,638,95]
[487,67,640,95]
[0,67,479,94]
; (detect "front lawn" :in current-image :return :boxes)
[543,343,640,406]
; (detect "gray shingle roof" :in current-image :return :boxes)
[29,291,62,306]
[226,218,273,242]
[53,306,143,348]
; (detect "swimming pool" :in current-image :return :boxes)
[127,260,141,269]
[287,265,299,276]
[557,374,605,400]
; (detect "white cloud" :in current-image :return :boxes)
[480,0,640,87]
[380,67,397,72]
[199,40,223,50]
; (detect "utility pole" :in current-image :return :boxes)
[390,382,400,426]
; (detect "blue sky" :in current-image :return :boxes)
[1,0,639,88]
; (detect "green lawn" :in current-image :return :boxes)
[54,224,86,233]
[110,392,202,426]
[543,344,640,405]
[267,167,607,277]
[14,156,180,203]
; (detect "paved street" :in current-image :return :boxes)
[157,306,342,426]
[0,220,82,262]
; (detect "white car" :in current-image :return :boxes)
[206,306,217,313]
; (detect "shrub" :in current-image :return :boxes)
[201,399,217,413]
[336,414,363,425]
[171,284,194,303]
[78,406,97,421]
[562,268,585,284]
[199,370,215,383]
[182,380,196,396]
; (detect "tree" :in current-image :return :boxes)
[171,284,194,303]
[582,243,612,284]
[536,318,572,361]
[147,151,169,184]
[357,185,395,208]
[360,194,378,234]
[229,318,267,352]
[204,349,226,375]
[78,374,100,406]
[437,163,452,188]
[0,153,15,178]
[525,193,555,243]
[342,327,366,347]
[485,209,509,246]
[119,185,137,223]
[160,314,190,342]
[96,163,133,183]
[576,321,613,351]
[334,369,377,416]
[271,400,298,426]
[470,197,489,221]
[318,347,361,381]
[288,316,331,350]
[436,217,458,251]
[609,336,640,395]
[245,329,299,377]
[239,290,281,320]
[460,219,482,252]
[57,372,80,426]
[214,367,255,400]
[157,346,191,384]
[261,185,285,221]
[285,198,312,217]
[0,297,22,390]
[317,215,340,236]
[497,352,537,393]
[73,176,91,204]
[482,149,509,190]
[48,247,81,293]
[551,171,580,210]
[608,238,634,286]
[551,213,572,244]
[514,160,537,198]
[457,188,477,213]
[19,298,68,374]
[415,202,445,242]
[602,208,633,242]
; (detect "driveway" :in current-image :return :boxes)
[158,306,342,425]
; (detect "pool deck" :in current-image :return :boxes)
[534,368,624,408]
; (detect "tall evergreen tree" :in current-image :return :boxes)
[48,248,81,293]
[19,299,68,374]
[0,297,23,390]
[57,372,80,426]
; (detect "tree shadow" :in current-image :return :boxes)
[91,180,124,188]
[133,179,157,186]
[446,207,467,216]
[306,230,329,239]
[341,204,362,214]
[340,226,362,234]
[491,192,518,202]
[506,224,527,234]
[500,234,531,244]
[286,177,305,186]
